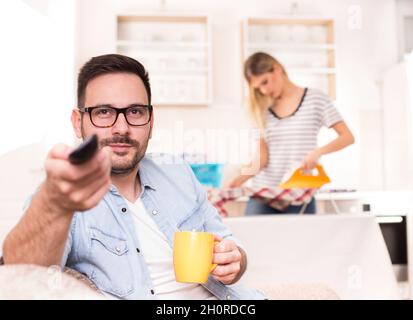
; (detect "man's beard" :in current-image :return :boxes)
[99,135,148,176]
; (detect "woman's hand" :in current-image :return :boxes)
[301,149,322,170]
[227,175,248,188]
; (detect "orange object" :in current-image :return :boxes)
[173,231,217,284]
[279,165,331,189]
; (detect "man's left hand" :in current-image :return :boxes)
[211,235,245,285]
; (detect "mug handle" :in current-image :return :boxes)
[210,241,220,272]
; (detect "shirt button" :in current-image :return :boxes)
[116,246,121,253]
[226,294,231,300]
[152,209,158,215]
[121,208,127,213]
[136,248,140,253]
[150,289,155,295]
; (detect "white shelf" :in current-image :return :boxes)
[247,43,335,50]
[117,40,209,49]
[148,67,209,74]
[117,14,212,106]
[242,17,336,99]
[150,72,209,79]
[288,67,336,74]
[152,100,211,107]
[117,13,208,23]
[246,16,336,24]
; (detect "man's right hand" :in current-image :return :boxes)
[42,144,112,214]
[2,144,111,265]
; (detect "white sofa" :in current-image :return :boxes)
[224,214,400,299]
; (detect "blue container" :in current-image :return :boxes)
[189,163,224,188]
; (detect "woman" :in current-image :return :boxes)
[229,52,354,215]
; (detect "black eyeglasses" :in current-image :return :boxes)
[79,104,153,128]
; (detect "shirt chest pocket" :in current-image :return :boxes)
[89,228,134,297]
[176,206,206,232]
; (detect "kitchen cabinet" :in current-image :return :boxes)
[241,17,336,100]
[116,13,212,107]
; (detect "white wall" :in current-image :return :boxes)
[382,54,413,189]
[0,0,77,155]
[75,0,399,190]
[396,0,413,59]
[0,0,77,238]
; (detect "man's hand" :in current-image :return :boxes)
[211,235,247,285]
[42,143,112,214]
[2,143,112,265]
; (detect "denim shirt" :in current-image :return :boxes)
[59,154,265,300]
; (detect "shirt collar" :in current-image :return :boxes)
[138,164,157,191]
[108,157,157,195]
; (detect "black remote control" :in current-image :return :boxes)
[69,134,99,165]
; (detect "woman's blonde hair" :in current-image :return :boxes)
[244,52,287,129]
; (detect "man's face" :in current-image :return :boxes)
[72,72,153,175]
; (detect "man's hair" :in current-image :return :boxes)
[77,54,151,107]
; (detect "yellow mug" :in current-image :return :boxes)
[173,231,217,284]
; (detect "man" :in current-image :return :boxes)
[2,54,265,300]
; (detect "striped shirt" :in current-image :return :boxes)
[252,88,343,189]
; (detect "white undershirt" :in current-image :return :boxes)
[125,198,217,300]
